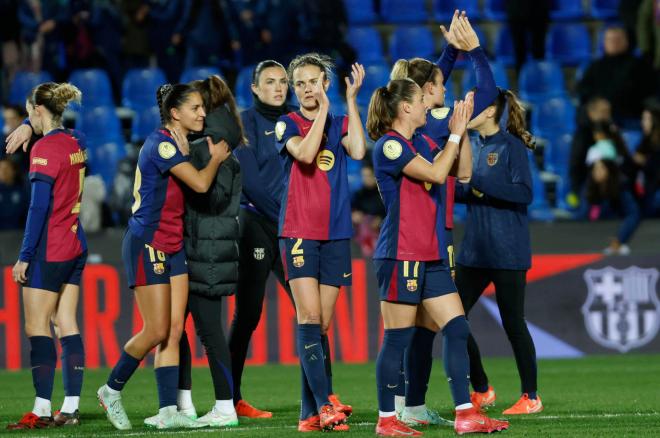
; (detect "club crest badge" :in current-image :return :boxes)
[153,263,165,275]
[487,153,498,166]
[293,256,305,268]
[254,248,265,260]
[407,279,418,292]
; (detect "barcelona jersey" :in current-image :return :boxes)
[128,129,189,253]
[372,131,455,262]
[275,111,352,240]
[28,129,87,261]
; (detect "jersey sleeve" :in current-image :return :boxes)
[29,139,62,184]
[373,137,416,177]
[424,107,453,145]
[150,139,188,174]
[275,115,300,155]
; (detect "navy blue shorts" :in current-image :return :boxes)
[122,230,188,289]
[25,251,87,293]
[279,238,352,286]
[374,259,456,304]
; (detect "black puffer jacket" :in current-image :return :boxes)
[184,106,242,297]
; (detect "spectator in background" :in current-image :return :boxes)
[618,0,644,48]
[253,0,302,65]
[79,172,106,233]
[1,0,21,88]
[145,0,187,83]
[577,25,655,126]
[120,0,150,71]
[633,99,660,217]
[231,0,266,66]
[351,159,385,257]
[506,0,550,72]
[0,157,28,230]
[637,0,660,91]
[108,150,138,226]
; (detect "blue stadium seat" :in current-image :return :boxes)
[76,105,123,145]
[381,0,428,24]
[494,26,517,66]
[344,0,378,24]
[518,61,565,103]
[235,65,255,109]
[460,61,509,95]
[89,142,126,191]
[433,0,481,22]
[543,132,572,174]
[8,71,53,105]
[483,0,506,21]
[132,106,161,143]
[621,129,642,154]
[531,97,576,142]
[180,66,222,84]
[347,26,386,65]
[357,63,391,107]
[591,0,620,20]
[69,69,114,108]
[390,26,435,62]
[122,68,167,110]
[529,157,554,221]
[546,24,592,66]
[550,0,586,20]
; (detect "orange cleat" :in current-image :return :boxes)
[502,394,543,415]
[319,404,347,430]
[7,412,54,430]
[454,407,509,435]
[329,393,353,417]
[235,399,273,419]
[470,386,496,410]
[376,415,423,436]
[298,415,321,432]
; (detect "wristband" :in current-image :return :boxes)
[448,134,461,145]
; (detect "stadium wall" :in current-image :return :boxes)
[0,226,659,370]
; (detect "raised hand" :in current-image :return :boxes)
[171,128,190,156]
[5,124,33,154]
[440,9,465,48]
[449,100,470,137]
[463,91,475,121]
[345,63,365,102]
[314,71,330,109]
[452,15,480,51]
[207,137,231,163]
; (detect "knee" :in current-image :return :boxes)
[168,320,184,343]
[147,323,170,345]
[442,315,471,341]
[298,312,321,325]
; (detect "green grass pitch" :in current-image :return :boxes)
[1,355,659,437]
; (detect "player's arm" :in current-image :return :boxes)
[5,119,35,154]
[436,9,464,82]
[470,141,533,204]
[341,63,367,160]
[449,92,474,183]
[285,74,329,164]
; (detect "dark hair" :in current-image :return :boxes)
[3,103,28,118]
[252,60,286,85]
[586,159,620,204]
[390,58,440,89]
[366,79,419,140]
[156,83,199,124]
[190,75,247,144]
[493,88,535,150]
[287,53,334,84]
[28,82,81,121]
[643,101,660,146]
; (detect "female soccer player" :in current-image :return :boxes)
[455,88,543,415]
[168,74,244,428]
[8,82,87,430]
[96,83,230,430]
[388,12,498,426]
[367,78,509,436]
[276,53,366,431]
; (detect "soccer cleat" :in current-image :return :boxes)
[196,406,239,428]
[53,409,81,426]
[376,415,423,436]
[144,413,159,428]
[298,415,321,432]
[319,404,347,430]
[329,393,353,417]
[179,405,198,420]
[454,407,509,435]
[7,412,54,430]
[470,386,496,409]
[400,406,454,427]
[502,394,543,415]
[146,406,207,429]
[235,399,272,418]
[97,385,132,430]
[144,406,196,426]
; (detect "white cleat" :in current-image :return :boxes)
[97,385,132,430]
[196,406,239,428]
[146,406,207,429]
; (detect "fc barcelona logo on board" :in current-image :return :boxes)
[487,153,498,166]
[153,263,165,275]
[407,279,418,292]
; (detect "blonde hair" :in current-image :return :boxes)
[29,82,82,120]
[390,58,439,88]
[366,79,419,140]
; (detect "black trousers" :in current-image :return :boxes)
[179,294,233,400]
[228,209,293,402]
[455,265,538,394]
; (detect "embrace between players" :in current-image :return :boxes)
[6,10,541,436]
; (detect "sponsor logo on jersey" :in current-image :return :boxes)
[316,149,335,171]
[32,157,48,166]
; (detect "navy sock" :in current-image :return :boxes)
[297,324,329,410]
[395,364,405,398]
[155,366,179,409]
[107,350,141,391]
[29,336,56,400]
[321,334,333,395]
[60,334,84,397]
[405,327,436,407]
[442,316,471,407]
[376,327,414,413]
[528,391,537,400]
[300,363,317,420]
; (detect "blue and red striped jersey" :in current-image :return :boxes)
[275,111,352,240]
[372,131,455,262]
[128,128,189,253]
[27,129,87,261]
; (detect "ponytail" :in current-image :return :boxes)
[29,82,82,121]
[366,78,419,140]
[390,58,439,89]
[156,83,198,125]
[493,89,535,150]
[191,75,247,144]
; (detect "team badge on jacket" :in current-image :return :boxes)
[487,152,498,166]
[293,255,305,268]
[254,248,265,260]
[407,279,418,292]
[153,263,165,275]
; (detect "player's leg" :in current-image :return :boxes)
[176,307,195,418]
